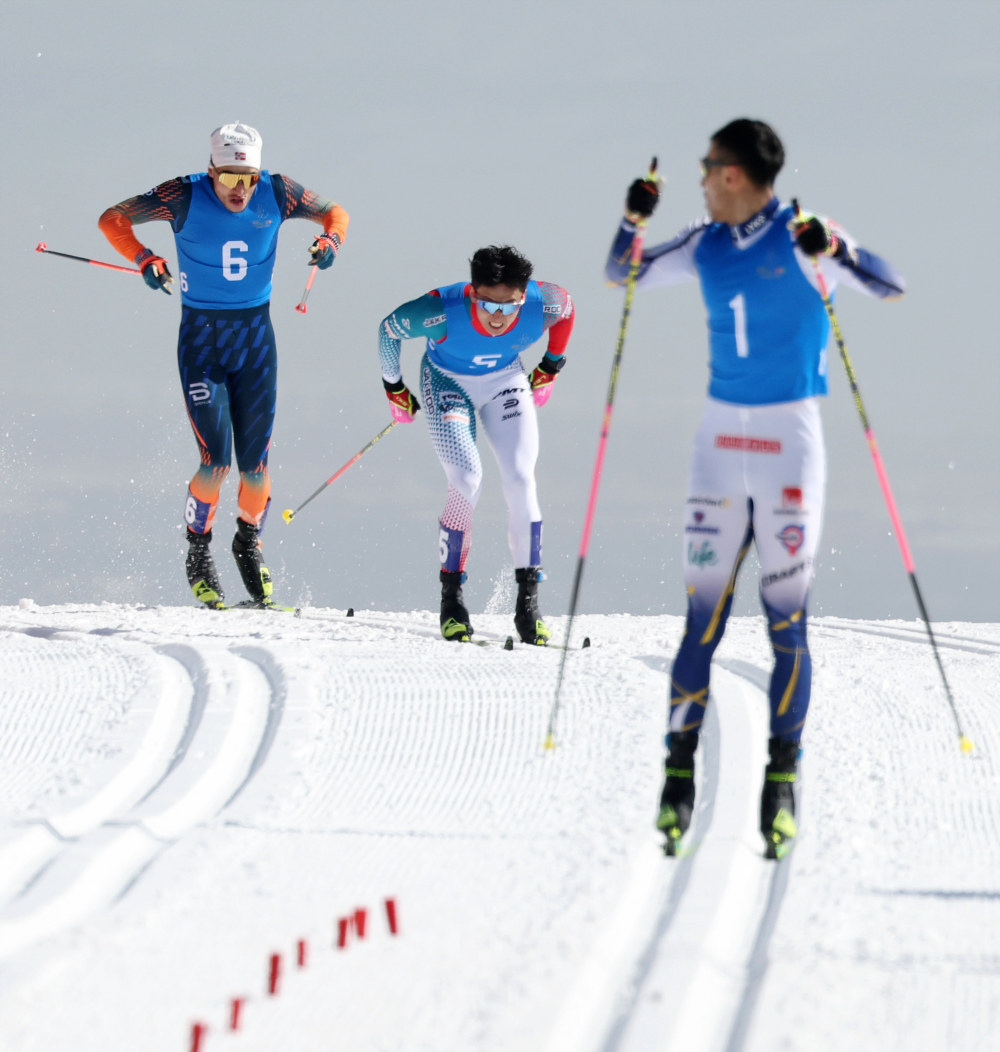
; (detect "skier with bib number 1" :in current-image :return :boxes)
[378,245,574,645]
[98,122,349,610]
[606,119,906,858]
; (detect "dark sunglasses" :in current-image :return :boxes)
[699,157,733,178]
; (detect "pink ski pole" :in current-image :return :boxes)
[295,266,318,313]
[35,241,140,275]
[792,200,972,754]
[281,420,399,523]
[545,158,658,750]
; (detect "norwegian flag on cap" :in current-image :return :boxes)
[209,122,262,170]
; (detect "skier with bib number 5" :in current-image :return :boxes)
[98,122,349,610]
[378,245,574,645]
[605,119,906,857]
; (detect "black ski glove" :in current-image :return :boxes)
[625,178,659,221]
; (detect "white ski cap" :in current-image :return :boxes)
[210,122,262,169]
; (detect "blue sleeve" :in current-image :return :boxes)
[605,219,702,288]
[801,210,906,301]
[837,247,906,300]
[605,221,642,284]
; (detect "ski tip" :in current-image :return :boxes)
[960,734,975,755]
[581,636,591,649]
[282,508,294,523]
[346,607,354,618]
[543,734,556,752]
[504,636,514,650]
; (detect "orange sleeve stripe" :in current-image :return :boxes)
[98,179,184,261]
[322,203,349,244]
[98,207,145,262]
[277,176,349,245]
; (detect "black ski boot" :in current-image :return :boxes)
[232,518,274,606]
[761,737,800,859]
[186,529,225,609]
[440,570,473,641]
[514,567,551,645]
[656,731,698,855]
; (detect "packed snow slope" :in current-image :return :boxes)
[1,600,998,1052]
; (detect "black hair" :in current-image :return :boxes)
[711,118,785,189]
[469,245,533,289]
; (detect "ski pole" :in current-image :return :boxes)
[792,200,973,754]
[295,266,318,314]
[282,420,399,523]
[35,241,140,275]
[545,158,658,751]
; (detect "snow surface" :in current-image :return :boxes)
[1,600,998,1052]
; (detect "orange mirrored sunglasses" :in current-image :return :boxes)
[215,170,260,189]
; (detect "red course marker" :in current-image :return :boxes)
[385,898,399,935]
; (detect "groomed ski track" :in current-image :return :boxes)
[0,639,286,959]
[1,604,998,1052]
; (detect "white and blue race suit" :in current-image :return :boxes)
[606,197,905,744]
[379,279,574,574]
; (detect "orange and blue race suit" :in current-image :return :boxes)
[99,173,348,533]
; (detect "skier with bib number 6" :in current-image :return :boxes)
[98,122,349,610]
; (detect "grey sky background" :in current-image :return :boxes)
[2,0,997,622]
